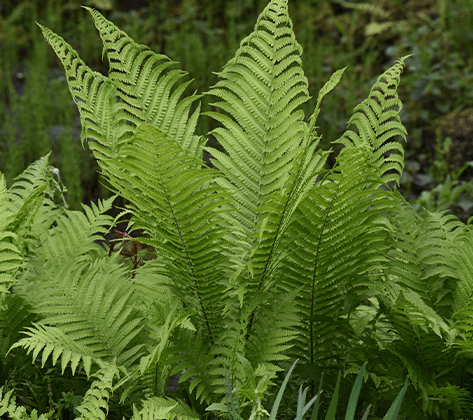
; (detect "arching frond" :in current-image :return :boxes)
[283,146,393,366]
[38,8,202,161]
[334,55,411,185]
[14,257,146,375]
[100,123,229,342]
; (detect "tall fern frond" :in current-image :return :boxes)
[100,123,229,342]
[334,55,411,185]
[39,8,202,161]
[283,145,392,366]
[205,0,312,282]
[83,7,203,157]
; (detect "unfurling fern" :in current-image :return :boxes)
[1,0,472,419]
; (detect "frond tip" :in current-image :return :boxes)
[335,55,412,185]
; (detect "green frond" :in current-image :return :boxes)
[0,176,22,296]
[6,155,52,249]
[307,66,346,136]
[39,8,202,161]
[33,196,115,269]
[130,397,199,420]
[10,322,95,376]
[0,155,65,298]
[0,294,37,358]
[100,123,229,341]
[167,329,216,404]
[385,199,473,315]
[37,24,121,159]
[282,146,393,365]
[15,257,146,374]
[205,0,310,244]
[75,360,118,420]
[453,298,473,358]
[247,289,301,369]
[83,7,203,155]
[416,210,473,312]
[334,55,411,185]
[383,192,426,299]
[119,300,194,402]
[128,259,177,309]
[0,386,54,420]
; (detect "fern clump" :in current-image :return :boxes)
[1,0,472,419]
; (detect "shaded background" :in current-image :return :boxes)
[1,0,473,219]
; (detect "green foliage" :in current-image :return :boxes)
[1,0,473,419]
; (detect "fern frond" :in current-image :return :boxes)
[34,196,115,268]
[39,8,202,162]
[75,360,118,420]
[385,199,473,315]
[382,192,427,299]
[15,257,146,374]
[0,176,22,296]
[247,288,301,369]
[283,146,392,366]
[334,55,411,185]
[205,0,310,250]
[6,155,52,250]
[167,329,216,404]
[416,210,473,312]
[100,123,229,342]
[118,299,195,402]
[10,322,95,376]
[130,397,199,420]
[83,7,203,157]
[0,386,54,420]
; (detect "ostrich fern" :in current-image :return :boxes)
[0,0,473,418]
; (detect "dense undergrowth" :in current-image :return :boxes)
[1,0,473,419]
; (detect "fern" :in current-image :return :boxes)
[0,175,22,298]
[1,0,470,418]
[130,397,199,420]
[334,55,410,185]
[99,124,229,343]
[38,7,202,161]
[0,386,54,420]
[74,360,117,420]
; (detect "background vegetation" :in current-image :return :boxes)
[1,0,473,214]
